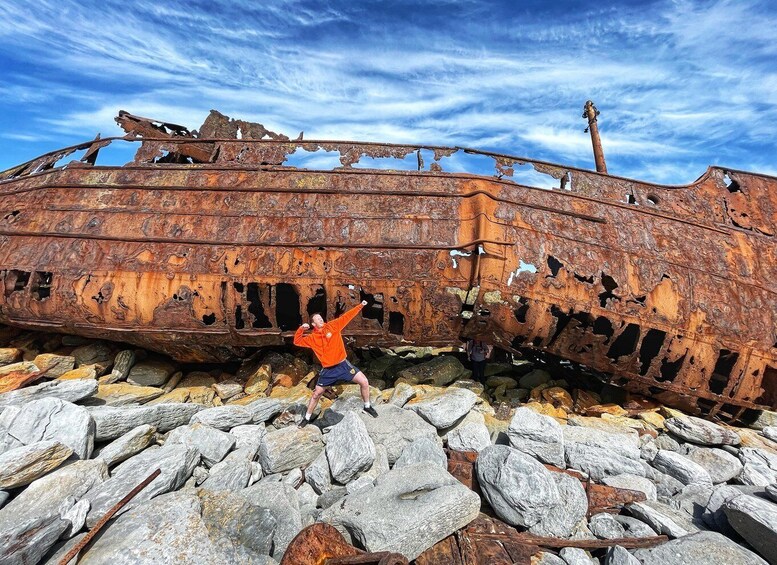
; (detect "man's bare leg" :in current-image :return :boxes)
[300,385,326,427]
[353,372,378,417]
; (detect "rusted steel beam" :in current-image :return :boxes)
[0,109,775,417]
[58,469,161,565]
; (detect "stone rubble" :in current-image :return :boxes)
[0,331,775,564]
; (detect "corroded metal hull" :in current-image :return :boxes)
[0,111,775,419]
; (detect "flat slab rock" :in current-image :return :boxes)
[664,415,741,446]
[95,424,156,467]
[393,437,447,470]
[359,403,441,465]
[259,425,323,474]
[0,440,73,489]
[325,411,376,484]
[1,397,95,459]
[651,449,712,485]
[477,444,560,528]
[507,406,564,467]
[77,488,276,564]
[632,530,768,565]
[0,459,108,531]
[190,405,253,430]
[0,379,97,408]
[724,494,777,565]
[406,388,478,429]
[90,403,203,441]
[320,462,480,561]
[166,423,236,467]
[83,444,200,528]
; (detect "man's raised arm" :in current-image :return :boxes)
[329,301,367,332]
[293,323,311,347]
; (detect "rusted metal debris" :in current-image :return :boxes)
[280,523,408,565]
[0,109,775,420]
[447,449,647,517]
[583,100,608,174]
[58,468,161,565]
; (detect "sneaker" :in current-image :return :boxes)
[363,405,379,418]
[297,417,310,428]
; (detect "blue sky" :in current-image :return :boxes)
[1,0,776,184]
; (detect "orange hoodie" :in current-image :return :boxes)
[293,304,363,368]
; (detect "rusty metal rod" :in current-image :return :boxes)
[583,100,608,174]
[467,531,668,549]
[58,468,161,565]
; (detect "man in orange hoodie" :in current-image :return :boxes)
[294,300,378,427]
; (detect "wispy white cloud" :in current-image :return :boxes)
[0,0,775,184]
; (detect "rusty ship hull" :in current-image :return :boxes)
[0,111,775,420]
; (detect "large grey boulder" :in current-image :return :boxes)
[166,423,236,467]
[229,424,266,459]
[359,404,440,465]
[316,396,364,428]
[762,426,777,441]
[305,450,333,494]
[651,450,712,485]
[704,484,745,535]
[1,397,95,459]
[477,445,560,527]
[201,453,253,492]
[447,420,492,452]
[406,388,478,429]
[389,382,416,406]
[602,473,657,501]
[191,406,253,430]
[507,407,564,467]
[393,437,448,470]
[565,443,645,481]
[766,483,777,502]
[0,379,97,408]
[244,398,283,423]
[240,479,301,558]
[632,530,768,564]
[589,512,626,539]
[724,494,777,564]
[259,425,323,474]
[626,500,700,538]
[325,412,376,483]
[604,546,641,565]
[83,444,200,528]
[0,459,107,532]
[320,462,480,560]
[664,416,740,446]
[529,471,588,538]
[563,425,640,459]
[560,547,598,565]
[683,445,743,484]
[94,424,156,467]
[394,355,468,386]
[90,403,203,441]
[0,514,69,565]
[563,425,643,481]
[611,514,657,538]
[0,441,72,489]
[737,447,777,486]
[126,359,175,387]
[78,488,276,564]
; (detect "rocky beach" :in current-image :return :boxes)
[0,326,776,564]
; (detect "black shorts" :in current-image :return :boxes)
[317,359,359,387]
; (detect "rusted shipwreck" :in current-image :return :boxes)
[0,109,775,420]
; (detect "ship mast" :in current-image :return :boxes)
[583,100,608,174]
